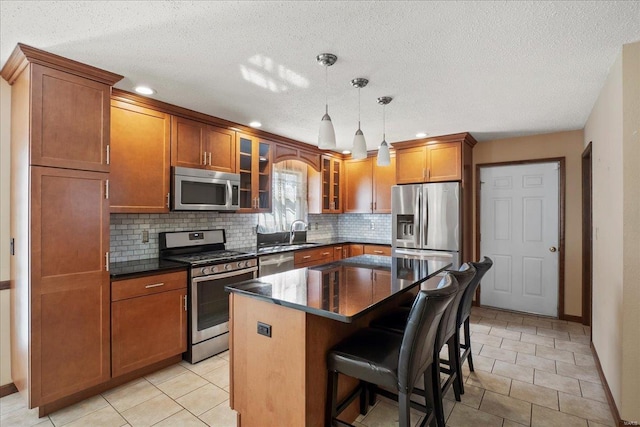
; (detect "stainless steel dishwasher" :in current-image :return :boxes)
[258,252,295,276]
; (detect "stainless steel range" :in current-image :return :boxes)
[159,230,257,363]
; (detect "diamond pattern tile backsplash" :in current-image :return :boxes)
[110,212,392,262]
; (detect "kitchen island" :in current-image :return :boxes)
[226,255,451,426]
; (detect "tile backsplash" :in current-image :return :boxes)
[110,212,392,262]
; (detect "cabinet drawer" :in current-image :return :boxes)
[294,246,335,267]
[363,245,391,256]
[112,271,187,301]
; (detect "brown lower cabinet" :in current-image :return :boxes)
[111,271,187,377]
[294,246,335,268]
[363,244,392,256]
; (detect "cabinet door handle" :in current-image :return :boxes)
[322,252,330,256]
[105,252,110,271]
[183,295,188,311]
[373,250,384,254]
[203,152,207,165]
[374,202,377,210]
[208,152,212,166]
[145,282,165,289]
[303,255,312,259]
[106,144,110,165]
[166,192,170,208]
[427,168,430,180]
[105,179,110,199]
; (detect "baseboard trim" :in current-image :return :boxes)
[561,314,583,323]
[0,383,18,398]
[0,280,10,291]
[591,343,626,426]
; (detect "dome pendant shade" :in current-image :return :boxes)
[377,140,391,166]
[352,128,367,159]
[318,113,336,149]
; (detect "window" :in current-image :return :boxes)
[258,160,308,232]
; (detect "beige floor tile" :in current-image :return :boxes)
[559,392,615,426]
[534,370,581,395]
[570,334,591,345]
[531,404,588,427]
[466,371,511,395]
[521,332,555,348]
[523,317,554,329]
[552,322,586,334]
[356,399,422,427]
[145,364,189,385]
[473,308,498,319]
[580,380,608,404]
[0,405,45,427]
[501,338,536,355]
[502,420,527,427]
[0,392,28,416]
[479,345,517,363]
[181,356,227,376]
[153,409,207,427]
[446,402,503,427]
[469,323,492,334]
[574,352,596,367]
[63,406,127,427]
[489,327,521,341]
[217,350,230,361]
[470,331,503,348]
[479,318,509,329]
[155,371,209,400]
[509,380,559,410]
[537,327,571,341]
[479,390,531,425]
[35,419,55,427]
[200,364,230,389]
[492,360,534,383]
[120,394,182,427]
[556,361,601,384]
[587,421,612,427]
[467,354,495,372]
[506,323,538,335]
[176,384,229,416]
[445,383,485,409]
[495,313,524,324]
[516,353,556,373]
[198,400,237,427]
[555,340,592,355]
[48,394,109,426]
[536,345,575,364]
[471,343,483,355]
[102,378,162,412]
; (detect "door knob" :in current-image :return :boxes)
[549,246,557,252]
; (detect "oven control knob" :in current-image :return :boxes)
[211,266,218,274]
[237,261,244,268]
[200,267,207,275]
[224,264,232,271]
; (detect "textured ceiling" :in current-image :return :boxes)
[1,1,639,151]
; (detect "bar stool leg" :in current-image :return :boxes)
[359,381,369,415]
[398,391,411,427]
[432,351,446,427]
[423,369,438,427]
[447,337,462,401]
[464,318,475,372]
[326,370,338,427]
[454,329,465,395]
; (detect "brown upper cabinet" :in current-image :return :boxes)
[344,155,396,213]
[237,133,272,212]
[171,116,236,173]
[30,64,112,172]
[273,142,321,171]
[110,100,171,213]
[396,141,461,184]
[309,155,342,214]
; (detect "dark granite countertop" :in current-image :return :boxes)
[110,258,188,280]
[226,254,451,323]
[237,238,392,257]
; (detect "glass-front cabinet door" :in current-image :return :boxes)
[237,133,271,212]
[321,156,342,213]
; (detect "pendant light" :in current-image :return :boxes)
[350,78,368,159]
[317,53,337,149]
[376,96,393,166]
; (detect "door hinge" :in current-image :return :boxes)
[105,179,110,199]
[166,192,170,208]
[105,252,110,271]
[106,144,110,165]
[9,238,15,256]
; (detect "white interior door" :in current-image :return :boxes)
[480,162,559,316]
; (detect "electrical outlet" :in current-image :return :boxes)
[257,322,272,337]
[142,230,149,243]
[314,222,319,230]
[370,220,375,230]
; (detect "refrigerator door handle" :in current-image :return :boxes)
[415,188,422,248]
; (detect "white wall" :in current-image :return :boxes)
[0,78,12,386]
[584,41,640,422]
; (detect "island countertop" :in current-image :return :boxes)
[225,254,451,323]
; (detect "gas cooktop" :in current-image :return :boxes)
[164,250,253,265]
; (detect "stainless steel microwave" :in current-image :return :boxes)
[172,167,240,211]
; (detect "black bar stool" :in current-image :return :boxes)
[325,274,459,427]
[455,257,493,377]
[370,266,477,427]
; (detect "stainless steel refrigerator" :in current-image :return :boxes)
[391,182,460,268]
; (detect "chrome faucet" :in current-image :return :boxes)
[289,220,308,245]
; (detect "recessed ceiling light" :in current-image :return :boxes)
[249,121,262,128]
[134,86,155,95]
[416,132,428,138]
[342,150,351,155]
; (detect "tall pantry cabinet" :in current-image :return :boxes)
[1,44,123,410]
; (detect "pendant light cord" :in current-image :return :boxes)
[383,104,386,142]
[325,65,329,115]
[358,87,361,129]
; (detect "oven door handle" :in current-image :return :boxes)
[192,266,258,283]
